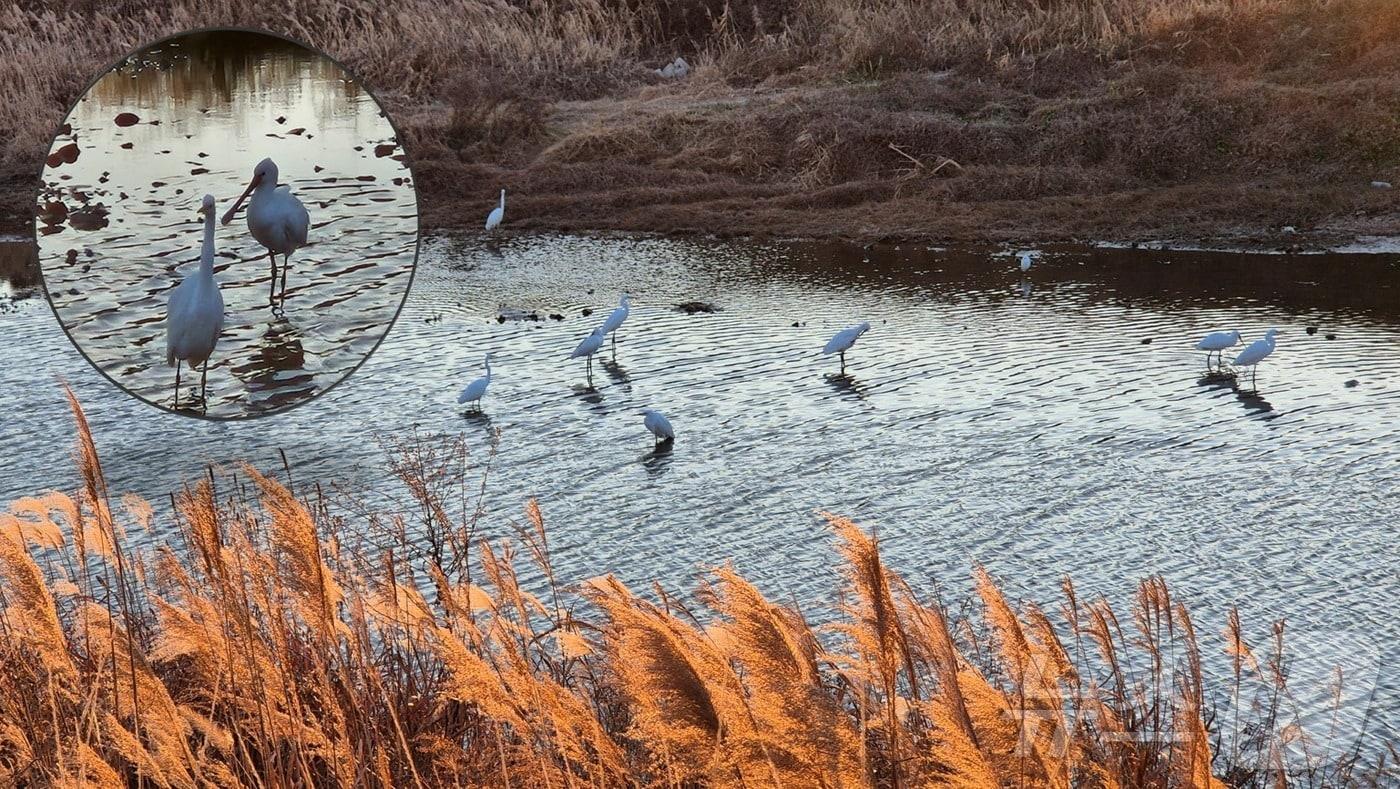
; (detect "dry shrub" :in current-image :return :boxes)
[0,388,1381,785]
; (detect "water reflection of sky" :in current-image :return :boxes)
[37,31,416,418]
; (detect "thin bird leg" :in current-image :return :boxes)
[268,249,278,302]
[200,360,209,411]
[280,253,290,297]
[840,350,846,373]
[174,360,181,406]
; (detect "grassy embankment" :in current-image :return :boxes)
[1,0,1399,249]
[0,391,1381,786]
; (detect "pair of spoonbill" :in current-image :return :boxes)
[1195,328,1279,387]
[223,158,310,302]
[823,321,871,373]
[570,293,630,380]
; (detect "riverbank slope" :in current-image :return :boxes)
[2,0,1398,248]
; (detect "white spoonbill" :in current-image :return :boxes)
[166,194,225,409]
[1232,329,1278,389]
[222,158,309,302]
[641,409,674,445]
[457,352,494,410]
[601,293,630,352]
[1018,250,1036,272]
[485,189,505,231]
[1195,329,1242,369]
[571,326,607,380]
[823,321,871,372]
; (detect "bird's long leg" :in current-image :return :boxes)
[267,249,278,303]
[174,361,181,407]
[200,360,209,412]
[280,253,289,298]
[611,332,618,359]
[840,350,846,374]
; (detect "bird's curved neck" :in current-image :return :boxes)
[484,358,492,379]
[200,213,216,278]
[499,190,505,209]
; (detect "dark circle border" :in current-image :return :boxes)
[31,25,424,422]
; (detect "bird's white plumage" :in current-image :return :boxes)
[224,158,308,257]
[485,189,505,230]
[166,195,224,368]
[823,322,871,355]
[602,293,630,335]
[642,409,674,441]
[1018,251,1035,272]
[571,327,606,358]
[1196,329,1242,352]
[1234,329,1278,367]
[458,353,493,405]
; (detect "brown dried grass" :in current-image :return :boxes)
[0,389,1380,785]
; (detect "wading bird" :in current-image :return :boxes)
[1233,329,1278,389]
[485,189,505,231]
[641,409,674,445]
[823,321,871,373]
[166,194,225,410]
[601,293,630,353]
[571,326,606,381]
[222,158,309,302]
[457,352,494,411]
[1195,329,1242,370]
[1018,250,1036,272]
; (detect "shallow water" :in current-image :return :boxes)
[3,234,1398,752]
[36,31,416,417]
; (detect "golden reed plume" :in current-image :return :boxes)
[0,391,1366,786]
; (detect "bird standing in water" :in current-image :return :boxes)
[223,157,309,303]
[823,322,871,373]
[166,194,225,410]
[571,326,606,381]
[1233,329,1278,389]
[457,352,494,410]
[601,293,630,354]
[1195,329,1242,370]
[641,409,674,446]
[485,189,505,231]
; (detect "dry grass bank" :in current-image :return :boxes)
[0,391,1384,786]
[1,0,1399,246]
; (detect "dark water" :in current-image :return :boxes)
[36,31,416,417]
[2,235,1397,758]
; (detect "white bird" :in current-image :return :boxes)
[1018,250,1036,272]
[1232,329,1279,389]
[823,321,871,372]
[166,194,225,409]
[222,157,309,302]
[571,326,607,380]
[1195,329,1242,370]
[641,409,674,445]
[457,352,494,410]
[601,293,630,352]
[485,188,505,231]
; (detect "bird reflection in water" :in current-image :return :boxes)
[1019,279,1032,298]
[825,372,871,401]
[571,383,606,412]
[641,440,675,478]
[1234,387,1276,418]
[460,409,495,434]
[599,357,630,386]
[230,313,315,410]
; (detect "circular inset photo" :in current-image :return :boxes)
[36,29,418,418]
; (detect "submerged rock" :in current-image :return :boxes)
[676,300,718,314]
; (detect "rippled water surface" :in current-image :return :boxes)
[3,235,1398,747]
[37,31,416,417]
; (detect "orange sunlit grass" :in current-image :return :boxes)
[0,391,1361,785]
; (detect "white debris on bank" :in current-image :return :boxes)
[655,57,690,79]
[1372,180,1393,189]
